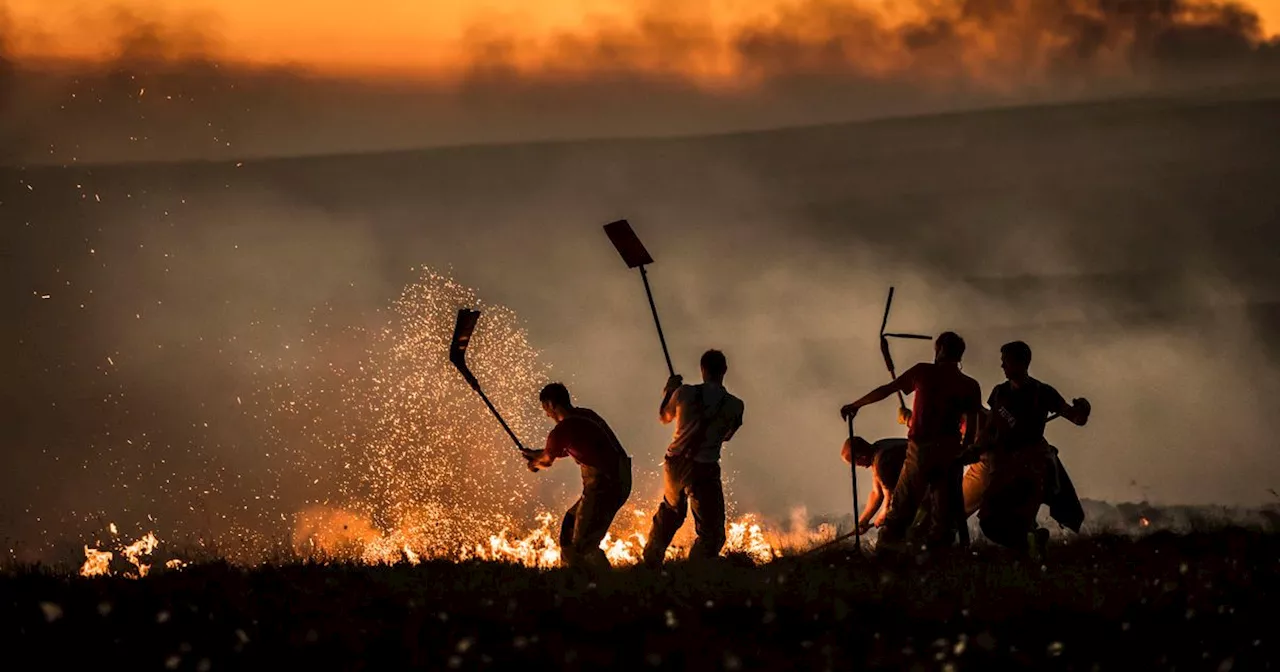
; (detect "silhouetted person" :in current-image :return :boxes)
[643,349,745,567]
[843,436,907,534]
[858,408,973,546]
[963,341,1090,559]
[841,332,982,551]
[525,383,633,570]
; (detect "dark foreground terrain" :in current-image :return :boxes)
[2,530,1275,670]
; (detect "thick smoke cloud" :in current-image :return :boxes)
[1,0,1278,164]
[6,95,1280,563]
[1,6,14,113]
[2,1,1280,564]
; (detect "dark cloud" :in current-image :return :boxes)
[0,0,1277,165]
[1,5,14,111]
[1,1,1280,562]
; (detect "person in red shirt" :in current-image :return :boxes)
[841,331,982,550]
[524,383,633,569]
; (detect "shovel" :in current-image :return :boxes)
[449,308,531,455]
[604,219,675,377]
[879,286,932,422]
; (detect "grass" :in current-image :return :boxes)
[2,528,1276,670]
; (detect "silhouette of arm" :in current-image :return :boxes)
[1054,393,1090,426]
[961,381,983,446]
[855,383,899,408]
[528,426,568,470]
[722,401,744,441]
[858,479,885,529]
[843,366,918,418]
[659,376,684,424]
[659,386,684,425]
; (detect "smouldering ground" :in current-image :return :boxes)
[3,529,1276,670]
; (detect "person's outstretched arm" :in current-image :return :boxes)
[525,428,567,472]
[659,375,684,424]
[842,365,918,420]
[1046,384,1090,426]
[858,480,885,532]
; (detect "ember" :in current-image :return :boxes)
[267,268,793,569]
[76,269,813,571]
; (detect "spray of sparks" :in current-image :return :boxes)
[262,268,829,567]
[76,268,839,573]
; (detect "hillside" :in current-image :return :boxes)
[3,91,1279,558]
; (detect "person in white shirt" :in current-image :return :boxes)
[641,349,745,567]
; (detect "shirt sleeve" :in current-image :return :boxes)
[724,398,745,440]
[544,423,570,459]
[1042,384,1068,415]
[892,363,923,394]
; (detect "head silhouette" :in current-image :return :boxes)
[841,436,877,467]
[1000,341,1033,381]
[700,349,728,384]
[539,382,572,421]
[934,331,966,364]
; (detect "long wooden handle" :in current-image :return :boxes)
[640,265,675,377]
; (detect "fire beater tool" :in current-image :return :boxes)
[604,219,675,377]
[848,415,862,552]
[449,307,532,455]
[879,286,932,423]
[800,416,869,556]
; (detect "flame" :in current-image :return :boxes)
[726,515,779,564]
[465,512,563,568]
[80,547,113,577]
[79,270,825,572]
[1140,516,1151,527]
[294,505,785,569]
[122,532,159,578]
[80,526,176,578]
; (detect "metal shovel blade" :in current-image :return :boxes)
[450,308,482,392]
[604,219,655,268]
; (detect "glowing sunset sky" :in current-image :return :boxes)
[8,0,1280,79]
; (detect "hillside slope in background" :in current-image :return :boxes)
[3,92,1278,559]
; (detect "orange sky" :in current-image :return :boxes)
[7,0,1280,78]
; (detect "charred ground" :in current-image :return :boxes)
[3,528,1276,670]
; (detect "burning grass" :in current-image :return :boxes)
[6,528,1277,669]
[52,266,832,574]
[74,505,833,579]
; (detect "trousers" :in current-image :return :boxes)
[643,456,726,566]
[878,437,963,547]
[962,444,1051,549]
[559,456,633,569]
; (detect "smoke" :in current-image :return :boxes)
[495,0,1280,84]
[2,1,1280,564]
[0,4,14,115]
[0,1,1278,164]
